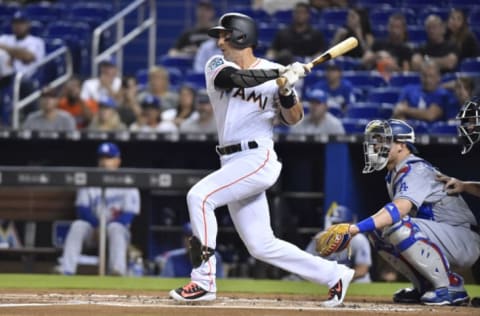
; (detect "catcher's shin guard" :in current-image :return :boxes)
[189,236,215,268]
[384,216,450,290]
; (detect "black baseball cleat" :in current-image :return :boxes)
[169,282,216,302]
[471,297,480,307]
[321,267,355,307]
[393,288,422,304]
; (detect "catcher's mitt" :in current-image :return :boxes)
[315,223,352,257]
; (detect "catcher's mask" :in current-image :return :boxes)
[457,96,480,154]
[363,119,416,173]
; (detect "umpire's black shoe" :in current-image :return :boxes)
[393,288,422,304]
[472,297,480,307]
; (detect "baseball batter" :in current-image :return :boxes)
[346,119,479,305]
[169,13,355,306]
[59,142,140,276]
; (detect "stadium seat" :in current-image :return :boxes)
[369,8,417,27]
[407,26,427,45]
[341,118,370,134]
[356,0,395,9]
[158,55,193,73]
[345,102,383,120]
[406,120,429,134]
[184,71,206,89]
[428,121,458,135]
[2,20,44,37]
[342,71,386,90]
[258,24,278,44]
[459,57,480,73]
[42,39,68,85]
[328,107,344,118]
[321,9,348,28]
[69,3,113,28]
[401,0,447,9]
[367,87,401,104]
[418,7,450,25]
[450,0,480,9]
[388,72,421,87]
[0,3,20,20]
[135,68,149,90]
[273,10,293,25]
[164,66,183,91]
[24,3,66,24]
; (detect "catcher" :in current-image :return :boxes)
[317,119,480,306]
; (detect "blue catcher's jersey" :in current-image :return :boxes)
[385,154,477,228]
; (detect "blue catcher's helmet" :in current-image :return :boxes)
[363,119,416,173]
[456,96,480,154]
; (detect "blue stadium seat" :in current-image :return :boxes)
[428,121,458,135]
[342,71,386,90]
[469,9,480,28]
[135,68,149,90]
[356,0,396,9]
[158,55,193,73]
[328,107,344,118]
[459,57,480,73]
[258,24,278,44]
[418,7,450,25]
[406,120,429,134]
[321,9,348,28]
[2,20,44,37]
[389,72,421,87]
[371,25,389,39]
[367,87,401,104]
[332,56,362,71]
[401,0,446,8]
[341,118,370,134]
[369,8,417,27]
[69,3,113,28]
[42,39,68,85]
[317,24,337,44]
[345,102,383,120]
[450,0,480,9]
[164,66,183,91]
[232,7,270,23]
[407,26,427,45]
[24,3,66,24]
[0,3,20,20]
[184,71,206,89]
[273,10,293,25]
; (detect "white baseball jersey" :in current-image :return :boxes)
[205,55,288,146]
[76,188,140,223]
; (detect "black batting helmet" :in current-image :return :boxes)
[207,12,258,49]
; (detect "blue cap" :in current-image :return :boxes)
[12,11,28,22]
[97,142,120,158]
[305,89,327,103]
[141,94,161,109]
[98,95,117,108]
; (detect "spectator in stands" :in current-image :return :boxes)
[88,96,126,131]
[179,89,216,134]
[444,76,475,121]
[81,57,121,102]
[362,13,413,73]
[158,222,223,278]
[308,0,332,13]
[168,0,216,57]
[58,77,98,129]
[290,88,345,135]
[117,76,142,126]
[162,84,198,127]
[138,66,178,110]
[267,3,325,65]
[310,62,355,112]
[129,94,177,133]
[193,38,221,73]
[22,88,76,131]
[0,11,45,78]
[57,142,140,276]
[393,61,453,123]
[252,0,308,15]
[331,8,373,58]
[411,15,459,73]
[445,8,479,61]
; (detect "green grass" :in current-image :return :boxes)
[1,274,480,297]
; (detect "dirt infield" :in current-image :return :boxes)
[0,290,478,316]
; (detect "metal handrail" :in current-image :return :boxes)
[91,0,156,77]
[12,46,73,129]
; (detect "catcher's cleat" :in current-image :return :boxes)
[471,297,480,307]
[421,287,452,306]
[321,266,355,307]
[169,282,216,302]
[448,272,469,305]
[393,288,422,304]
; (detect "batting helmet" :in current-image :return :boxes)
[457,96,480,154]
[363,119,416,173]
[207,12,258,49]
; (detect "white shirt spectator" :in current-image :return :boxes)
[0,34,45,77]
[80,77,122,102]
[290,112,345,135]
[130,121,178,133]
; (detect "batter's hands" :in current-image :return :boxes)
[436,174,464,195]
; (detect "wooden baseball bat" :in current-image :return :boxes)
[276,37,359,87]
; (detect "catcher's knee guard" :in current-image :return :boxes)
[383,216,450,289]
[189,236,215,268]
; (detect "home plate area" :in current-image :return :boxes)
[0,292,476,316]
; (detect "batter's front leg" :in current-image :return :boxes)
[228,192,348,288]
